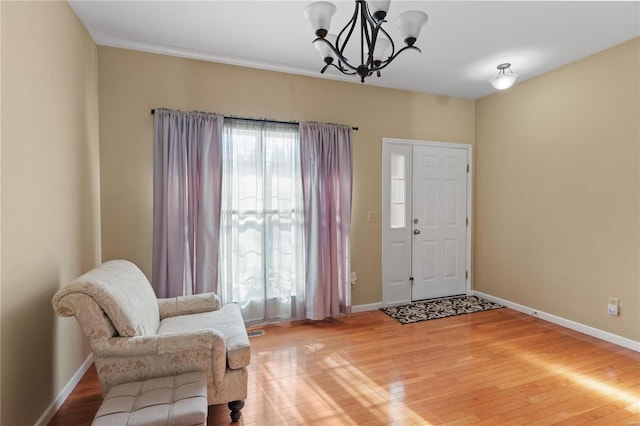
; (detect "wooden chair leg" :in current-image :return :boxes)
[228,400,245,422]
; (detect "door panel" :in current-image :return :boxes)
[411,145,467,301]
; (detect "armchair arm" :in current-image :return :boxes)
[92,330,227,387]
[91,329,225,357]
[157,292,221,319]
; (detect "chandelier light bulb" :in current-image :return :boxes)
[367,0,391,21]
[396,10,428,46]
[489,63,518,90]
[373,38,391,62]
[314,34,338,63]
[304,1,337,38]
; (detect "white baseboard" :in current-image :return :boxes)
[35,353,94,426]
[472,291,640,352]
[352,302,382,313]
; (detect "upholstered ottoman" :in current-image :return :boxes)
[92,371,207,426]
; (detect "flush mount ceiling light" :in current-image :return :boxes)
[489,63,518,90]
[304,1,428,83]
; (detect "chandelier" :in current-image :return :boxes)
[304,1,428,83]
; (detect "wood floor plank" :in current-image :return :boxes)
[49,308,639,425]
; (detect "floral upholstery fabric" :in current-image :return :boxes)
[52,260,251,405]
[53,260,159,337]
[158,292,221,320]
[55,293,117,341]
[157,304,251,370]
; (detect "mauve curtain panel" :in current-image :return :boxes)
[299,122,353,320]
[152,109,223,297]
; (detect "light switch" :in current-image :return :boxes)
[367,211,378,223]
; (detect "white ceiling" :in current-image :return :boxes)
[69,1,639,99]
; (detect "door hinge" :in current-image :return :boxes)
[466,217,469,227]
[409,277,414,285]
[467,164,470,173]
[465,271,468,280]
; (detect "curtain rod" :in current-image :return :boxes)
[150,109,358,131]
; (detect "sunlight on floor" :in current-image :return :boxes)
[254,348,432,424]
[255,349,363,425]
[557,366,640,413]
[304,342,324,353]
[319,352,432,425]
[503,340,640,414]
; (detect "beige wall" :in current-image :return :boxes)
[0,2,3,421]
[97,46,475,306]
[475,38,639,341]
[1,2,101,424]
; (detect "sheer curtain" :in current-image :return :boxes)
[152,109,223,297]
[299,122,353,320]
[219,119,305,324]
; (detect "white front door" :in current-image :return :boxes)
[411,145,468,300]
[382,140,470,306]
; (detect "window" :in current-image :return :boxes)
[390,154,407,229]
[219,119,305,324]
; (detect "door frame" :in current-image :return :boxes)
[381,138,473,307]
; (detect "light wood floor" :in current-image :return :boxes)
[49,308,639,425]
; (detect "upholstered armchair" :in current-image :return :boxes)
[52,260,250,422]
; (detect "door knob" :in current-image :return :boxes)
[413,229,421,235]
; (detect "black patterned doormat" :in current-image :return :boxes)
[381,295,504,324]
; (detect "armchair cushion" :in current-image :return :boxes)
[157,304,250,370]
[53,260,159,337]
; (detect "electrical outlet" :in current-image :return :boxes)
[607,297,619,316]
[350,272,358,286]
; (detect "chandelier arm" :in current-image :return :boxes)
[360,0,380,29]
[321,62,357,76]
[377,24,396,59]
[374,45,421,72]
[361,2,389,70]
[336,2,360,59]
[312,37,359,72]
[361,0,389,69]
[366,19,387,70]
[360,5,365,66]
[335,58,355,74]
[336,63,357,75]
[361,3,377,68]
